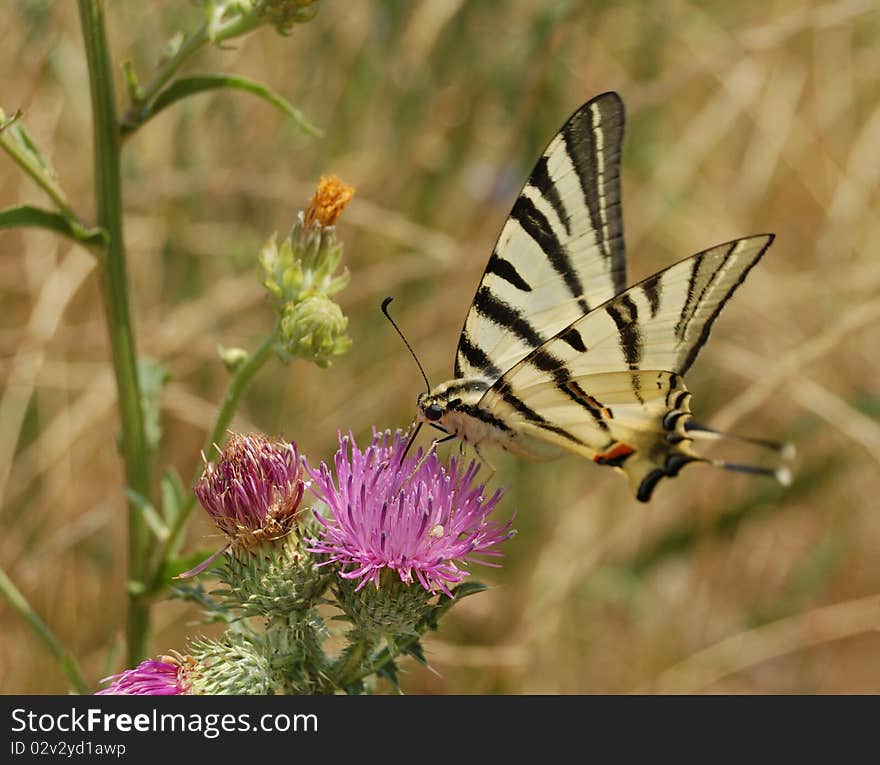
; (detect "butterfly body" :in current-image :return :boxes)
[414,91,786,501]
[418,381,567,462]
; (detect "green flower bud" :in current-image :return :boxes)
[279,294,351,367]
[217,344,249,373]
[336,572,434,641]
[259,176,354,367]
[188,633,275,695]
[217,530,330,618]
[260,176,353,302]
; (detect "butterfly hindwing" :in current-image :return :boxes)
[477,235,774,499]
[486,235,773,388]
[454,92,627,385]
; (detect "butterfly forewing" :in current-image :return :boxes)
[454,92,627,384]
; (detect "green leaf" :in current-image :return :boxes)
[169,581,231,623]
[403,639,428,667]
[343,678,367,695]
[0,108,21,132]
[160,468,186,536]
[125,488,169,541]
[425,580,489,631]
[451,581,490,599]
[0,110,54,176]
[126,74,322,137]
[375,658,400,691]
[0,205,107,246]
[9,119,54,175]
[138,358,170,458]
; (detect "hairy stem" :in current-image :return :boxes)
[78,0,152,665]
[0,567,90,694]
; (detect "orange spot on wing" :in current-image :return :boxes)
[594,443,635,466]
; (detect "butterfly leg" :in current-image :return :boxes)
[397,433,457,489]
[472,443,497,482]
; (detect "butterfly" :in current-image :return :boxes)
[406,91,791,502]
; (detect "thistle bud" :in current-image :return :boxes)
[217,529,329,618]
[217,344,249,373]
[188,634,275,695]
[259,175,354,367]
[279,294,351,367]
[336,573,434,640]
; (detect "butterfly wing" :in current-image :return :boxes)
[479,234,775,500]
[455,92,627,386]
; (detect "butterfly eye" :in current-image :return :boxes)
[424,403,444,421]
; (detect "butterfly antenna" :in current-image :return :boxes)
[382,297,431,392]
[684,421,796,460]
[399,420,422,465]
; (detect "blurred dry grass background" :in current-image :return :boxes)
[2,0,879,693]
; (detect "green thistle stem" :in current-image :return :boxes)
[78,0,153,665]
[0,567,90,694]
[335,632,379,689]
[148,327,279,592]
[130,24,209,111]
[197,328,279,472]
[348,633,420,686]
[123,12,263,136]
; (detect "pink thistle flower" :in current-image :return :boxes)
[96,655,195,695]
[306,430,514,596]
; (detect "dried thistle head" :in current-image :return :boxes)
[194,432,305,555]
[304,174,355,228]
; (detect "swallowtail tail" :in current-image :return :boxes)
[413,92,790,501]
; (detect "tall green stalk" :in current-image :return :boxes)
[78,0,152,665]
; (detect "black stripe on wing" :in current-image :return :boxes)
[642,274,661,318]
[531,155,571,235]
[472,287,546,348]
[456,332,503,381]
[679,239,772,373]
[605,293,642,369]
[485,255,532,292]
[510,195,590,313]
[495,381,590,446]
[562,95,627,295]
